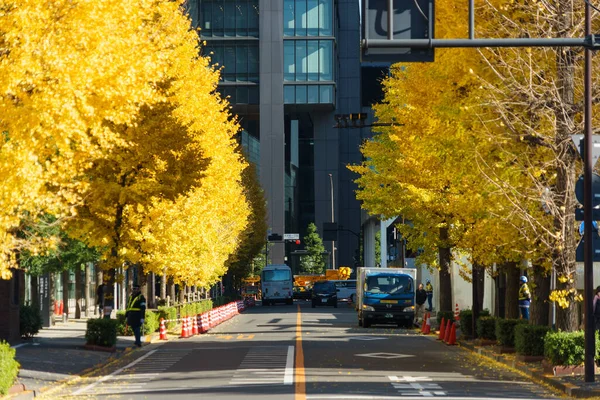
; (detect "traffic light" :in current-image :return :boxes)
[286,239,301,245]
[295,239,301,245]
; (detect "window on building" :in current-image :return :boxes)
[283,40,334,82]
[283,0,333,37]
[199,0,259,38]
[283,84,334,104]
[203,41,260,83]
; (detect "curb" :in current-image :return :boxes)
[459,340,600,398]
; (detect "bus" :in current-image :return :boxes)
[261,264,293,306]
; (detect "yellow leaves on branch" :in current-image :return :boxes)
[0,0,250,283]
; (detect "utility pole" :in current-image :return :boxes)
[329,173,335,269]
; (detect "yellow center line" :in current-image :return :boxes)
[295,305,306,400]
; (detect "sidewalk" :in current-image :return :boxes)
[7,318,161,399]
[459,339,600,398]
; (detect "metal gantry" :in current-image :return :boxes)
[360,0,597,382]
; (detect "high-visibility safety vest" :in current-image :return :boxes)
[518,284,531,303]
[425,283,433,293]
[127,294,144,311]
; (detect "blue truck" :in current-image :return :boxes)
[356,267,417,328]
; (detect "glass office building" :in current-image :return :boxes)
[187,0,363,270]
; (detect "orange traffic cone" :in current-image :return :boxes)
[420,314,427,332]
[443,319,452,343]
[159,318,167,340]
[180,317,188,338]
[447,322,457,345]
[192,315,198,335]
[437,317,446,340]
[423,315,431,335]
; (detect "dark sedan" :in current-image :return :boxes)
[311,281,338,308]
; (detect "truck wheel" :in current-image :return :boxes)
[350,294,355,303]
[363,319,371,328]
[287,299,293,305]
[334,302,338,308]
[358,318,363,327]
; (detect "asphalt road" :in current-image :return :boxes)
[50,301,559,399]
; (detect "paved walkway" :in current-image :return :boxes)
[9,318,159,399]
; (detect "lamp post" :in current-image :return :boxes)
[328,173,335,270]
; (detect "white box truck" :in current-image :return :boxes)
[356,267,417,328]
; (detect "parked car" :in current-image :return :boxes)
[293,286,312,300]
[311,281,338,308]
[330,280,357,303]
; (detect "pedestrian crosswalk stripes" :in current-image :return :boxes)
[229,345,294,386]
[72,349,189,396]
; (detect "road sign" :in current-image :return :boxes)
[283,233,299,240]
[571,134,600,167]
[576,237,600,262]
[361,0,434,63]
[579,221,599,236]
[575,173,600,207]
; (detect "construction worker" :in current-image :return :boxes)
[425,280,433,311]
[518,276,531,320]
[126,285,146,347]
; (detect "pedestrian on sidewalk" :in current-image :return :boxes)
[415,283,427,325]
[594,286,600,333]
[425,280,433,311]
[126,285,146,347]
[518,276,530,320]
[96,282,106,316]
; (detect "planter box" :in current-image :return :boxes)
[83,344,117,353]
[542,360,599,376]
[493,345,515,354]
[516,354,544,363]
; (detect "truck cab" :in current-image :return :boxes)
[357,268,416,328]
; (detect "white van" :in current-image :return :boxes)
[330,280,357,302]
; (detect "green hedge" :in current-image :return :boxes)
[495,318,528,347]
[436,311,455,325]
[476,316,497,341]
[158,306,178,329]
[515,324,549,356]
[85,318,117,348]
[0,341,19,395]
[544,330,600,366]
[116,310,160,335]
[459,309,490,338]
[20,304,43,338]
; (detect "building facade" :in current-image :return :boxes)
[186,0,363,272]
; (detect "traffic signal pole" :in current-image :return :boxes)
[583,0,594,382]
[360,0,597,382]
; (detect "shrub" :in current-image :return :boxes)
[116,310,160,334]
[85,318,117,348]
[436,311,454,325]
[495,318,528,347]
[476,317,497,341]
[115,311,132,336]
[515,324,549,356]
[158,306,177,329]
[544,330,600,366]
[144,310,159,334]
[0,341,19,395]
[459,309,490,338]
[20,304,43,338]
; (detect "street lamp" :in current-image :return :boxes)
[328,173,335,269]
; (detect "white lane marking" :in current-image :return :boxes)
[356,353,415,359]
[284,345,294,385]
[349,336,388,341]
[389,376,432,382]
[10,343,29,349]
[306,397,552,400]
[73,350,157,395]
